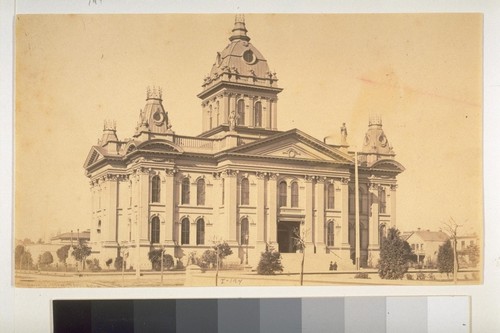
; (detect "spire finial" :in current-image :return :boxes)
[146,86,163,100]
[369,114,382,126]
[230,14,250,42]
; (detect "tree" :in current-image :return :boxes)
[257,247,284,275]
[148,249,174,271]
[291,227,308,285]
[15,245,25,269]
[442,218,462,283]
[437,240,454,277]
[200,249,218,269]
[56,245,71,271]
[378,227,412,279]
[213,242,233,268]
[38,251,54,268]
[466,243,480,268]
[71,239,92,271]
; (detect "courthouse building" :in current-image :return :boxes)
[83,17,404,270]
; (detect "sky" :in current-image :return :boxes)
[15,14,482,241]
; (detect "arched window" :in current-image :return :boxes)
[197,178,206,206]
[181,178,190,205]
[327,183,335,209]
[221,178,225,205]
[196,219,205,245]
[291,181,299,208]
[216,101,220,126]
[241,178,249,205]
[208,105,213,129]
[240,218,249,245]
[360,187,368,214]
[254,101,262,127]
[327,221,334,246]
[237,99,245,125]
[379,224,386,245]
[278,181,287,207]
[181,218,190,245]
[151,216,160,244]
[379,187,386,214]
[348,186,354,214]
[151,175,161,203]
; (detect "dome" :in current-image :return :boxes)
[201,16,278,91]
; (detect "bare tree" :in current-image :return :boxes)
[442,218,462,284]
[292,227,309,286]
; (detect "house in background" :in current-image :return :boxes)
[402,229,449,267]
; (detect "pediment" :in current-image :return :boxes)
[136,140,183,153]
[225,129,353,164]
[83,147,105,169]
[370,159,405,172]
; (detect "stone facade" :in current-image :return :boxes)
[83,17,404,271]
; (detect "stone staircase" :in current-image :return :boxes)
[279,252,356,274]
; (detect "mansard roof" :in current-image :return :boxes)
[369,158,405,173]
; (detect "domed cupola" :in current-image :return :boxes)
[198,15,283,135]
[360,115,396,166]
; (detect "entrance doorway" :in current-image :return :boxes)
[277,221,300,253]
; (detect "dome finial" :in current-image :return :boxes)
[230,14,250,42]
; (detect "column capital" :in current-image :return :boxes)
[390,184,398,190]
[341,177,350,184]
[223,169,239,177]
[165,167,178,176]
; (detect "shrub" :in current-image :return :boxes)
[378,228,413,280]
[86,258,102,272]
[406,273,414,280]
[354,272,370,279]
[105,258,113,269]
[114,256,124,271]
[200,250,217,269]
[257,247,283,275]
[426,273,436,281]
[416,272,426,280]
[148,249,174,271]
[38,251,54,268]
[437,240,454,276]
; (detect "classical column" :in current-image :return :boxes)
[315,178,326,250]
[223,93,230,124]
[106,175,118,243]
[256,172,267,248]
[304,176,314,246]
[164,168,176,245]
[270,99,278,130]
[268,173,278,246]
[368,183,379,249]
[138,169,150,242]
[390,184,397,228]
[262,98,269,129]
[224,169,238,244]
[340,178,350,250]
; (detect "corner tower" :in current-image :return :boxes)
[197,15,283,137]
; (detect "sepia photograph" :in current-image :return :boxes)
[14,13,482,287]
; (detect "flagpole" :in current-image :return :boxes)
[355,151,360,270]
